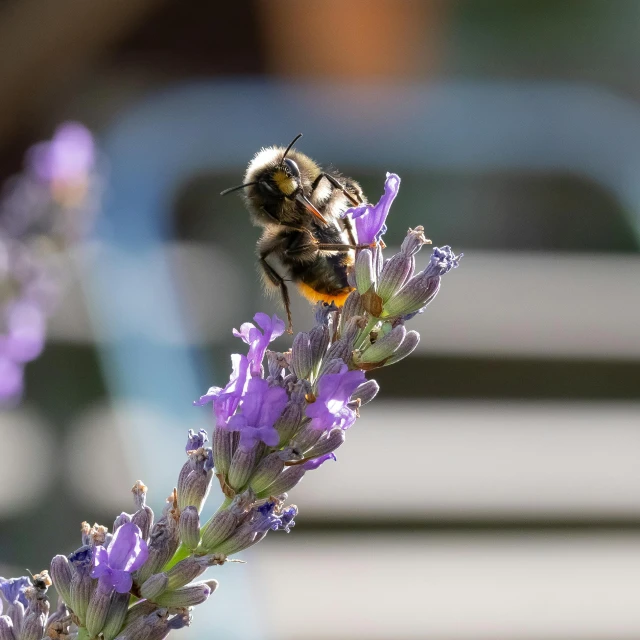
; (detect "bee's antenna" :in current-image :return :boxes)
[220,182,259,196]
[281,133,303,162]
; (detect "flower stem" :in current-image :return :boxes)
[76,627,91,640]
[355,317,378,351]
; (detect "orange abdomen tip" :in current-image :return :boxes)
[296,282,353,307]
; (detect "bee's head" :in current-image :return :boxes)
[222,135,328,225]
[261,157,302,200]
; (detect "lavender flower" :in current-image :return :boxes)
[194,353,250,426]
[91,523,149,593]
[227,377,288,449]
[0,576,30,609]
[233,312,285,375]
[342,172,399,244]
[0,121,98,402]
[306,365,365,431]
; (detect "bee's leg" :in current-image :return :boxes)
[311,173,364,206]
[341,214,358,246]
[316,243,373,251]
[259,253,293,333]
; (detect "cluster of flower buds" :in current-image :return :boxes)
[0,573,51,640]
[0,172,461,639]
[0,122,99,402]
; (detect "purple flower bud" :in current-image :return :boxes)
[164,556,209,591]
[167,610,191,630]
[185,428,208,452]
[292,422,323,453]
[377,253,414,302]
[344,172,399,244]
[227,442,260,491]
[318,357,346,377]
[306,365,365,431]
[178,506,201,551]
[350,379,379,406]
[68,546,93,623]
[200,509,239,553]
[153,581,217,608]
[273,399,303,445]
[0,616,15,640]
[85,578,113,638]
[177,448,213,513]
[101,591,129,640]
[113,512,132,532]
[384,245,461,319]
[424,245,463,277]
[308,324,330,372]
[249,451,286,494]
[291,331,312,379]
[15,586,48,640]
[213,427,233,475]
[131,480,148,510]
[256,466,306,499]
[401,225,430,256]
[114,607,166,640]
[139,573,169,600]
[383,269,440,319]
[356,324,406,367]
[304,428,345,459]
[120,599,157,631]
[355,249,376,295]
[91,523,149,594]
[385,330,420,365]
[341,290,365,326]
[49,556,72,606]
[131,505,154,542]
[302,453,336,470]
[135,508,180,585]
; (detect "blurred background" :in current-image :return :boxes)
[1,0,640,637]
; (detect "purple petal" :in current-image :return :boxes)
[233,314,286,375]
[256,425,280,447]
[344,173,400,244]
[302,453,336,470]
[239,428,259,450]
[90,546,110,578]
[254,312,286,341]
[109,570,133,594]
[306,368,365,431]
[0,577,31,607]
[106,523,148,572]
[257,385,288,428]
[193,386,221,406]
[227,413,248,431]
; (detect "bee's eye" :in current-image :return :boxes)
[258,180,276,194]
[282,158,301,178]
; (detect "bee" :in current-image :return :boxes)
[221,134,369,332]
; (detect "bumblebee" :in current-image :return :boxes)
[222,135,368,332]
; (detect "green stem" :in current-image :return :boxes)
[355,317,378,351]
[76,627,91,640]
